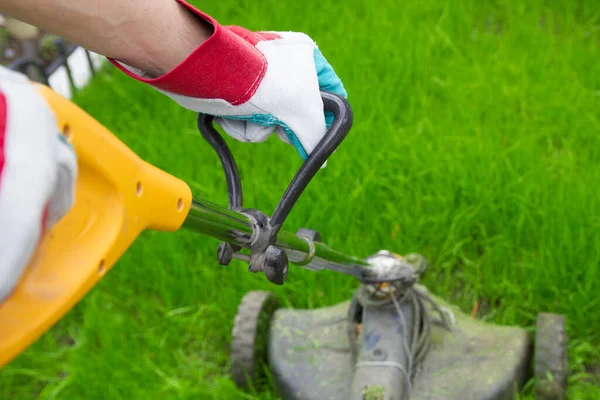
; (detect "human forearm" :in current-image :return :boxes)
[0,0,212,76]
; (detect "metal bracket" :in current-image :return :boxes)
[294,236,316,266]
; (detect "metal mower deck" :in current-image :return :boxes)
[268,289,530,400]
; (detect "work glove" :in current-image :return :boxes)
[110,0,347,160]
[0,67,77,302]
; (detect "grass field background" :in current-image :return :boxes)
[2,0,599,398]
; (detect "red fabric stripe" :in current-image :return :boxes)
[40,202,50,234]
[109,0,267,105]
[256,32,281,41]
[0,91,7,191]
[226,26,280,45]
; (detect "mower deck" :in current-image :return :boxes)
[268,287,531,400]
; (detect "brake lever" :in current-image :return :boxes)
[197,92,353,284]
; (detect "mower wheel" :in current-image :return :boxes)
[231,291,280,389]
[534,313,568,400]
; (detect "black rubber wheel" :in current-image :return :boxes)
[534,313,568,400]
[231,291,280,389]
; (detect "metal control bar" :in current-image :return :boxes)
[183,92,383,283]
[182,197,370,278]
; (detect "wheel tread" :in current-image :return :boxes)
[535,313,568,400]
[231,291,279,389]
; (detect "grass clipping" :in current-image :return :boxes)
[363,385,386,400]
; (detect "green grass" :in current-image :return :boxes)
[2,0,600,398]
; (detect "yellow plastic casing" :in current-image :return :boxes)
[0,84,192,367]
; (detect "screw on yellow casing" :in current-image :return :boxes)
[0,84,192,368]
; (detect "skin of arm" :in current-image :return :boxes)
[0,0,213,76]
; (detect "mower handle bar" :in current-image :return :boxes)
[196,92,353,238]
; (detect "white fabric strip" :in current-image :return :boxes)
[0,67,58,302]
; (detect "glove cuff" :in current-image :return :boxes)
[109,0,267,105]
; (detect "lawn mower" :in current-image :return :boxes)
[0,86,567,400]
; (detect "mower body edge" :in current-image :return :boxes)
[268,288,530,400]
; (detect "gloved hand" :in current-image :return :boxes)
[110,0,347,159]
[0,67,77,302]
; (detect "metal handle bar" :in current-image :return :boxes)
[197,92,353,238]
[196,115,243,210]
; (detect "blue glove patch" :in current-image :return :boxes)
[313,47,347,128]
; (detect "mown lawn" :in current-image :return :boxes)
[2,0,599,398]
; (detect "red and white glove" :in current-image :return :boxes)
[111,0,347,160]
[0,67,77,303]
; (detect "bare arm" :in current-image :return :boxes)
[0,0,213,76]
